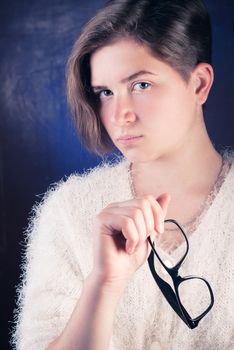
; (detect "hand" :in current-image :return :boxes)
[93,193,171,290]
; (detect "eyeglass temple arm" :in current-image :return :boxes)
[147,248,194,327]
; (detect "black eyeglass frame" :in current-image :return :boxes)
[147,219,214,329]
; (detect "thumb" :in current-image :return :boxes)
[157,193,171,217]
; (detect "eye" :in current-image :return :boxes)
[133,82,151,91]
[94,89,113,98]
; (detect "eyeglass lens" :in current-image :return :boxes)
[151,220,213,322]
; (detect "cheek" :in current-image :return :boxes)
[135,91,182,126]
[132,92,163,123]
[155,88,193,123]
[99,104,111,130]
[137,89,195,146]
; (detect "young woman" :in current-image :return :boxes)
[13,0,234,349]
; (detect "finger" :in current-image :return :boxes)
[127,207,147,250]
[145,195,165,234]
[147,229,157,257]
[121,216,139,254]
[98,207,141,254]
[157,193,171,217]
[110,196,165,238]
[114,197,155,238]
[106,206,147,251]
[131,198,155,249]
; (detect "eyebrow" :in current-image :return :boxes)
[91,70,158,90]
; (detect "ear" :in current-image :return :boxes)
[191,63,214,105]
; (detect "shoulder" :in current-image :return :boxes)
[211,149,234,228]
[66,155,130,192]
[31,156,131,224]
[25,156,132,274]
[22,156,131,268]
[54,155,131,204]
[222,149,234,191]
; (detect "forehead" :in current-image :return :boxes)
[90,38,179,85]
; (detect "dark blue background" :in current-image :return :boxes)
[1,0,233,348]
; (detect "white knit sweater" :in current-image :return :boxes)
[12,155,234,350]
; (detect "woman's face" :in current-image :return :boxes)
[90,39,201,163]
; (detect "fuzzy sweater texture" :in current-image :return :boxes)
[12,155,234,350]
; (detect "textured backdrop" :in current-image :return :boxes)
[1,0,234,348]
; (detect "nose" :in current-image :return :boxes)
[111,94,136,125]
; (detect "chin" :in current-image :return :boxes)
[122,150,157,164]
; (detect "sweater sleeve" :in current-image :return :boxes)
[12,182,84,350]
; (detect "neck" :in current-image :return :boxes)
[131,121,222,199]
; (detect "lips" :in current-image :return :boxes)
[116,135,143,146]
[117,135,142,141]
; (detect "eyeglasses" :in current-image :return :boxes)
[147,219,214,329]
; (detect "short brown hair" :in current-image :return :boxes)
[66,0,212,155]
